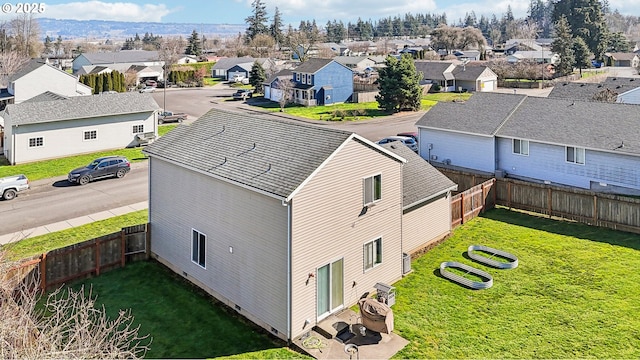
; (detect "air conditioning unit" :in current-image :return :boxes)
[430,155,438,160]
[443,159,452,165]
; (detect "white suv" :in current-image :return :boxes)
[377,136,418,152]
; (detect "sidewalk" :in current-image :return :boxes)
[0,201,148,245]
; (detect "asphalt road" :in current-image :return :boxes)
[1,86,423,236]
[0,162,149,235]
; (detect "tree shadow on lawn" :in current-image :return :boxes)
[480,207,640,251]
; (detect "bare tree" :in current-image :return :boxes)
[592,88,618,102]
[277,78,295,111]
[158,36,185,73]
[0,51,29,87]
[10,13,40,57]
[124,70,138,90]
[0,251,151,358]
[248,33,276,57]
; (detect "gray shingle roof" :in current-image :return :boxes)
[264,69,293,84]
[547,82,618,101]
[415,92,527,135]
[142,109,357,198]
[294,58,334,73]
[211,57,255,70]
[381,142,457,209]
[3,92,159,126]
[78,50,160,64]
[414,61,455,81]
[451,66,493,81]
[605,52,638,61]
[497,97,640,155]
[23,91,69,103]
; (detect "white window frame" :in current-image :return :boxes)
[301,73,306,84]
[566,146,585,165]
[191,229,207,269]
[363,237,382,271]
[28,137,43,148]
[513,139,529,156]
[132,125,144,134]
[363,174,382,206]
[83,130,97,141]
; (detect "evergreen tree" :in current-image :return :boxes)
[43,35,52,56]
[249,61,266,93]
[552,0,609,60]
[103,72,112,92]
[270,7,284,45]
[608,32,630,52]
[185,30,202,56]
[54,35,62,56]
[245,0,269,42]
[95,75,103,95]
[573,37,591,75]
[376,55,422,113]
[551,15,575,76]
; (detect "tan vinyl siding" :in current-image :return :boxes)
[402,195,452,254]
[149,158,289,335]
[290,140,403,339]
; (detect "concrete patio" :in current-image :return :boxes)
[292,308,408,359]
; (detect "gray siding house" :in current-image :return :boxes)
[143,109,456,341]
[2,92,159,164]
[417,93,640,195]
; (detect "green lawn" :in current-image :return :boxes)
[37,206,640,358]
[203,77,222,86]
[69,261,309,359]
[2,210,148,260]
[158,124,179,136]
[422,93,473,102]
[392,207,640,359]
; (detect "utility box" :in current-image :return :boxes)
[402,253,411,275]
[374,282,396,307]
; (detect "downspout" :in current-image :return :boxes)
[282,198,292,342]
[12,124,16,165]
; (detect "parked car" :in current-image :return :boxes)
[145,79,157,87]
[232,89,253,100]
[156,80,173,88]
[0,174,29,200]
[139,86,156,93]
[158,110,187,124]
[68,156,131,185]
[396,132,419,144]
[377,136,418,152]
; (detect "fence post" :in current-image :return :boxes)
[460,192,465,224]
[121,229,126,267]
[480,183,485,213]
[548,188,552,218]
[593,195,598,224]
[507,182,511,209]
[95,238,102,276]
[40,253,47,291]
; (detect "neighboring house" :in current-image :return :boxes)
[603,52,640,67]
[210,57,254,78]
[291,58,353,106]
[548,77,640,104]
[77,64,164,85]
[142,108,456,342]
[3,59,92,107]
[416,92,640,195]
[507,51,559,64]
[414,61,457,92]
[72,50,162,74]
[333,56,376,72]
[263,69,294,102]
[453,50,481,61]
[505,39,544,52]
[451,65,497,92]
[317,42,347,56]
[176,55,199,64]
[1,92,159,164]
[226,63,253,81]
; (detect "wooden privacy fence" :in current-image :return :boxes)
[9,224,149,292]
[440,167,640,234]
[451,178,496,228]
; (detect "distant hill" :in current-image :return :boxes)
[37,18,246,41]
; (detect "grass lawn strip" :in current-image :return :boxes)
[1,210,148,260]
[392,208,640,359]
[69,261,310,359]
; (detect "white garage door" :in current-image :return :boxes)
[481,80,495,92]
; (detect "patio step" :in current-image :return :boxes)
[313,313,352,340]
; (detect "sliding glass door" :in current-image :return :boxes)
[317,258,344,319]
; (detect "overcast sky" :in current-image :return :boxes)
[1,0,638,25]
